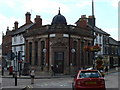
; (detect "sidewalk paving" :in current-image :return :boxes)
[2,67,119,79]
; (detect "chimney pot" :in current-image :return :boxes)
[81,15,86,18]
[76,15,87,28]
[14,21,18,30]
[34,15,42,27]
[25,12,32,24]
[88,15,95,27]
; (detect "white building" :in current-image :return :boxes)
[93,26,110,56]
[12,12,33,70]
[0,45,2,65]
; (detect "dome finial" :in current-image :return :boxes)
[58,7,61,15]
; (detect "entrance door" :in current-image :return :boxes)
[54,52,64,73]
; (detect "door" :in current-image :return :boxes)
[54,52,64,73]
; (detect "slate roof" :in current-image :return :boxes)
[88,24,110,36]
[13,23,34,35]
[109,37,119,45]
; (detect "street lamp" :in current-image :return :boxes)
[69,48,76,74]
[43,48,47,66]
[71,48,76,66]
[71,48,75,53]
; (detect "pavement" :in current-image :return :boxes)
[1,67,119,79]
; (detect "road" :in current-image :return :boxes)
[1,72,119,90]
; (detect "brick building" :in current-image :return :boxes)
[2,28,13,56]
[24,10,94,75]
[2,28,14,68]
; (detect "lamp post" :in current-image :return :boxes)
[71,48,76,65]
[18,51,23,77]
[15,52,17,86]
[71,48,76,73]
[43,49,47,66]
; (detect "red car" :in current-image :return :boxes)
[72,70,106,90]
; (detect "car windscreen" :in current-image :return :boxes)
[79,71,102,78]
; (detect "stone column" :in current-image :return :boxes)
[38,40,41,66]
[77,39,80,68]
[32,41,35,65]
[25,40,29,63]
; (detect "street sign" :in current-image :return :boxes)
[7,51,16,60]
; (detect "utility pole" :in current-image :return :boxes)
[15,52,17,86]
[92,0,95,69]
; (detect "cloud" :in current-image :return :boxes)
[76,0,119,8]
[0,14,23,44]
[76,0,91,8]
[95,0,119,8]
[20,0,69,15]
[109,0,119,8]
[0,0,15,8]
[0,0,118,44]
[104,28,118,41]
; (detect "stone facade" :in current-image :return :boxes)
[24,11,94,75]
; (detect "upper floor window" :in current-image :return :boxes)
[20,35,23,42]
[14,36,16,42]
[20,46,23,51]
[63,34,69,37]
[115,47,118,55]
[50,34,55,37]
[14,47,16,52]
[99,35,101,43]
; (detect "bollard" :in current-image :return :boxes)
[15,72,17,86]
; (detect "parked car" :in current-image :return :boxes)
[72,70,106,90]
[86,67,105,77]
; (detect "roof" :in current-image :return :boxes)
[24,24,93,38]
[51,9,67,25]
[94,26,110,35]
[13,23,34,35]
[88,24,110,36]
[109,37,119,45]
[0,45,1,49]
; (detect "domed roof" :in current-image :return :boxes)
[51,8,67,25]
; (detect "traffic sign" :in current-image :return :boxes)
[7,51,16,60]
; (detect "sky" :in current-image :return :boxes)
[0,0,119,44]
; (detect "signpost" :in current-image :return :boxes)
[7,51,23,86]
[7,50,15,60]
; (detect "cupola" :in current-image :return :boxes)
[51,8,67,25]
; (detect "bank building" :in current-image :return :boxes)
[23,9,94,75]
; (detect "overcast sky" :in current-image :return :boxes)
[0,0,119,44]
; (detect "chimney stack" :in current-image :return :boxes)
[14,21,18,30]
[34,15,42,27]
[88,15,95,27]
[76,15,87,28]
[25,12,32,24]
